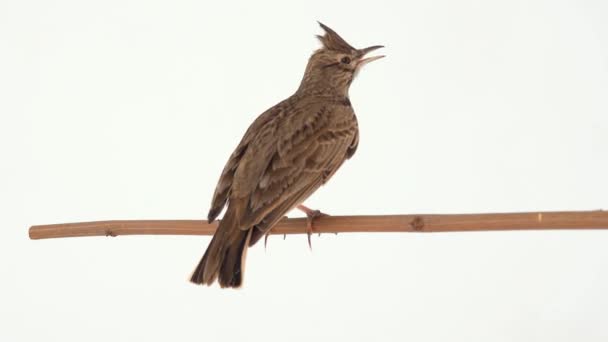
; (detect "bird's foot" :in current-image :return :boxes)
[296,204,329,250]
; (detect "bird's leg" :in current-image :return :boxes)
[296,204,328,250]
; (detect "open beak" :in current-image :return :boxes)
[357,45,385,68]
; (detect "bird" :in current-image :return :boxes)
[190,22,384,288]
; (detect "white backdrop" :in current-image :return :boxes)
[1,0,607,341]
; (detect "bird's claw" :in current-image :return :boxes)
[265,216,290,249]
[266,206,328,250]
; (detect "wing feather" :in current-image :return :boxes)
[207,103,284,222]
[241,105,355,229]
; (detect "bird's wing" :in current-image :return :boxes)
[247,110,357,247]
[233,101,358,233]
[207,103,284,222]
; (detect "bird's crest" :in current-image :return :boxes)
[316,22,355,53]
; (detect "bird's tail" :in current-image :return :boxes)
[190,204,252,288]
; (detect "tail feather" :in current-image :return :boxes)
[218,228,252,287]
[190,203,252,288]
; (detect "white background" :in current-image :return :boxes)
[1,0,607,341]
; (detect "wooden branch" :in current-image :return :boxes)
[29,210,608,240]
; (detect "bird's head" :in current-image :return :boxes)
[297,22,384,96]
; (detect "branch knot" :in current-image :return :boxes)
[410,216,424,231]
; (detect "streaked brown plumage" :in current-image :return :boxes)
[190,22,384,288]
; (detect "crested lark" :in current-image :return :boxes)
[190,22,384,288]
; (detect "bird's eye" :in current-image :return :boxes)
[340,56,351,64]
